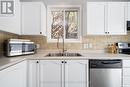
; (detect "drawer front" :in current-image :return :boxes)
[123,68,130,76]
[123,77,130,85]
[123,60,130,67]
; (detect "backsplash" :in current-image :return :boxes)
[19,32,130,51]
[0,30,130,56]
[0,31,18,56]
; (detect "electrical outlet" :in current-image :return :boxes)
[89,43,93,48]
[83,44,89,49]
[36,44,40,49]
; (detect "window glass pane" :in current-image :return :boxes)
[65,10,78,39]
[51,10,64,39]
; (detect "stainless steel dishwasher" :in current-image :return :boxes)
[89,59,122,87]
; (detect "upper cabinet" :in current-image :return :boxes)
[128,2,130,20]
[107,2,126,35]
[87,2,127,35]
[21,2,46,36]
[87,2,105,35]
[0,0,21,34]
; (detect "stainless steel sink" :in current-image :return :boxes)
[45,53,82,57]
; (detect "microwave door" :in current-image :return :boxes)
[9,43,22,56]
[23,43,35,52]
[10,43,22,52]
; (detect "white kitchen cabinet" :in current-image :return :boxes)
[39,60,88,87]
[128,2,130,20]
[0,61,27,87]
[0,0,21,34]
[21,2,46,36]
[39,60,63,87]
[107,2,126,35]
[27,60,39,87]
[123,60,130,87]
[87,2,127,35]
[65,60,88,87]
[87,2,105,35]
[123,60,130,67]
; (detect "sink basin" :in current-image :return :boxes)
[45,53,82,57]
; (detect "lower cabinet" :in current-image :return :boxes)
[39,60,62,87]
[0,61,27,87]
[123,60,130,87]
[28,60,40,87]
[64,60,88,87]
[28,60,88,87]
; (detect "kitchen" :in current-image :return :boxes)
[0,0,130,87]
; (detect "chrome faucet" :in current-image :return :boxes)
[62,35,67,53]
[56,31,67,53]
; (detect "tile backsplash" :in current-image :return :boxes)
[19,32,130,51]
[0,30,130,56]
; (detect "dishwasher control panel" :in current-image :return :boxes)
[89,59,122,68]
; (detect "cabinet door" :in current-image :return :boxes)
[0,0,21,34]
[87,2,105,35]
[28,60,39,87]
[128,2,130,20]
[0,61,27,87]
[107,2,126,35]
[123,60,130,87]
[39,60,63,87]
[21,2,46,35]
[65,60,88,87]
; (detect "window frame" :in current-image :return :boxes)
[47,5,82,43]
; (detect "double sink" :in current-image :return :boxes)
[45,53,82,57]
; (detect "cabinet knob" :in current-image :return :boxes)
[40,32,42,34]
[61,61,64,63]
[107,32,109,34]
[36,61,39,63]
[65,61,67,63]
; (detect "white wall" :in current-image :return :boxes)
[0,0,21,34]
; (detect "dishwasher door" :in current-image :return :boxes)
[89,69,122,87]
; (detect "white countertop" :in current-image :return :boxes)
[0,50,130,70]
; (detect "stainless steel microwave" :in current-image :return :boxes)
[4,39,36,57]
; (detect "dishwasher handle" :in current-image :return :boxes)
[101,61,121,64]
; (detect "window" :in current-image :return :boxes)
[47,6,81,42]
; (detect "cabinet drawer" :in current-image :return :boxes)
[123,60,130,67]
[123,68,130,76]
[123,77,130,85]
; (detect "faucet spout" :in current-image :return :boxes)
[62,35,67,53]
